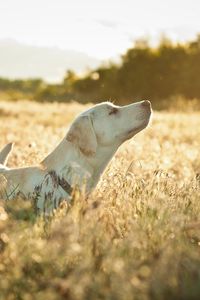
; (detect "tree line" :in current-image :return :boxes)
[1,35,200,107]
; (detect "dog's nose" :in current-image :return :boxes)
[141,100,151,108]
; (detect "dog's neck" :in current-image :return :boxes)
[41,139,91,173]
[41,138,118,191]
[85,143,119,189]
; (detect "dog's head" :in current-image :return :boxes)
[66,101,152,156]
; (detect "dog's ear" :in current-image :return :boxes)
[66,116,97,156]
[0,142,14,165]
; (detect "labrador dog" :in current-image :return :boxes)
[0,100,151,213]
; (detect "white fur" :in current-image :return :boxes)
[0,100,151,213]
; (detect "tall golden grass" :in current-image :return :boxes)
[0,100,200,300]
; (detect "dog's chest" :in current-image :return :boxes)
[32,170,72,213]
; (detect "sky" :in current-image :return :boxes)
[1,0,200,59]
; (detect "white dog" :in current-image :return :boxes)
[0,100,151,213]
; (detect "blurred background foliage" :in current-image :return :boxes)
[1,35,200,109]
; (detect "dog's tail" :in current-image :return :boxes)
[0,142,14,166]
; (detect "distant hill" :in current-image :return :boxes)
[0,39,101,82]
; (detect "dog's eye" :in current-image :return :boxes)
[109,107,119,115]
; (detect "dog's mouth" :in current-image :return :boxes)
[126,112,151,137]
[126,123,147,136]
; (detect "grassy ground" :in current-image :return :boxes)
[0,100,200,300]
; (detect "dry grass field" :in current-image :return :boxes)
[0,100,200,300]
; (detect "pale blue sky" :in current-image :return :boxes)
[1,0,200,59]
